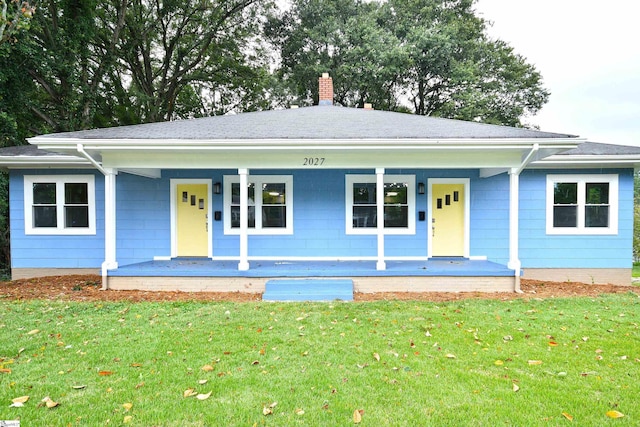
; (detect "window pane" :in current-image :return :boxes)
[586,206,609,227]
[231,183,255,205]
[384,183,408,204]
[230,206,255,228]
[262,183,285,205]
[553,206,577,227]
[33,206,57,227]
[65,206,89,227]
[33,183,56,204]
[384,206,408,227]
[586,183,609,204]
[262,206,286,228]
[554,183,577,204]
[65,183,88,204]
[353,206,377,228]
[353,183,376,204]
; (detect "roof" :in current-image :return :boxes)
[33,105,576,141]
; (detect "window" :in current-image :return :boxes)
[223,175,293,234]
[546,174,618,235]
[346,174,415,234]
[24,175,96,235]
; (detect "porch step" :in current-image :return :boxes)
[263,279,354,302]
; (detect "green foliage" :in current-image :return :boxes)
[0,296,639,425]
[0,0,36,44]
[269,0,549,126]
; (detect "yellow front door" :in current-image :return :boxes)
[431,183,465,257]
[176,184,209,257]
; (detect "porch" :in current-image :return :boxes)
[105,258,519,294]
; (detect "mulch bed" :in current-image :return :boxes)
[1,274,637,303]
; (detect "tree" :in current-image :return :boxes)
[269,0,549,127]
[0,0,35,44]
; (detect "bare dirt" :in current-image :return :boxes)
[1,275,637,303]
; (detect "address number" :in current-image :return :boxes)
[303,157,325,166]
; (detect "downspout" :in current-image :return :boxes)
[76,144,115,290]
[509,143,539,293]
[77,144,108,175]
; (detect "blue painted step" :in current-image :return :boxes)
[263,279,354,301]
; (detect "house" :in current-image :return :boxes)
[1,74,639,295]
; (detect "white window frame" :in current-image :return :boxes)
[346,174,416,235]
[223,175,293,235]
[546,174,618,235]
[24,175,96,235]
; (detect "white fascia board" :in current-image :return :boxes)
[29,136,584,149]
[530,155,640,168]
[0,155,91,169]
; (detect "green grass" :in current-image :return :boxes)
[0,293,639,426]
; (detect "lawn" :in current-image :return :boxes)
[0,293,638,426]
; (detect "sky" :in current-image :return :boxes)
[474,0,640,146]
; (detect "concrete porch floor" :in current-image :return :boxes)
[105,258,519,294]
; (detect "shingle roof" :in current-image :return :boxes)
[556,141,640,156]
[35,105,576,141]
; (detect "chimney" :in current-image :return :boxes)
[318,73,333,106]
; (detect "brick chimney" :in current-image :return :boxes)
[318,73,333,106]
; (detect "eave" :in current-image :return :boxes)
[27,137,583,171]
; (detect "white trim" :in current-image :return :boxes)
[223,174,294,235]
[23,175,96,235]
[427,178,470,258]
[345,174,416,235]
[546,174,619,235]
[508,169,520,272]
[170,179,213,258]
[376,168,386,270]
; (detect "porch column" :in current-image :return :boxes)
[376,168,386,270]
[238,168,250,271]
[508,169,521,289]
[102,168,118,289]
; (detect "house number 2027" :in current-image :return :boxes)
[303,157,325,166]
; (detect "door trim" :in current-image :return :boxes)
[427,178,470,258]
[170,179,212,258]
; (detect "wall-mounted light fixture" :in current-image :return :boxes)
[418,182,425,195]
[213,182,221,194]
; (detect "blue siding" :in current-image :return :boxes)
[10,170,105,268]
[9,167,635,270]
[519,169,634,269]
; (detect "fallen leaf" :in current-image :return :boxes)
[98,370,113,376]
[201,364,214,372]
[562,412,573,421]
[548,341,558,347]
[494,360,504,366]
[606,410,624,418]
[183,389,197,398]
[41,397,59,409]
[353,409,364,424]
[198,379,208,385]
[295,408,305,415]
[373,353,380,362]
[196,391,212,400]
[263,402,277,415]
[71,385,87,390]
[27,329,39,335]
[528,360,542,365]
[12,395,29,404]
[130,363,142,368]
[445,354,456,359]
[123,415,133,424]
[0,368,11,374]
[123,402,133,411]
[512,383,520,392]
